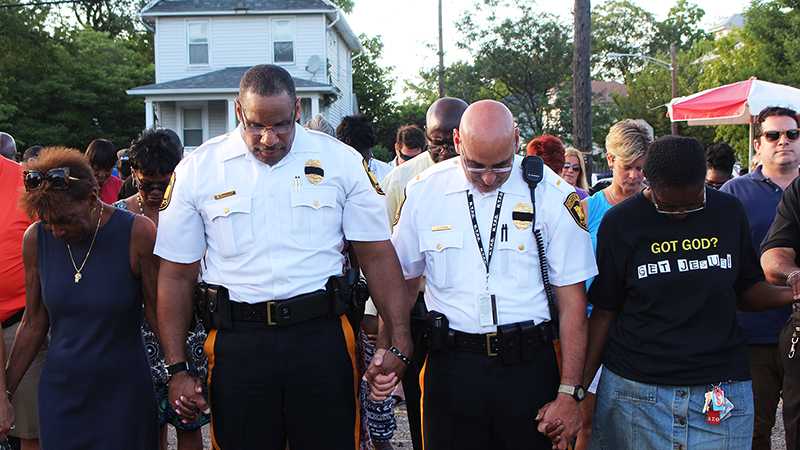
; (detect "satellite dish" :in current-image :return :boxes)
[306,55,320,73]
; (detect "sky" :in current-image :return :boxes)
[345,0,751,100]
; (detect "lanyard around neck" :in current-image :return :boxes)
[466,191,504,278]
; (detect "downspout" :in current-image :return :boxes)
[327,9,340,29]
[139,12,155,33]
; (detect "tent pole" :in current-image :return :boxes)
[748,115,755,172]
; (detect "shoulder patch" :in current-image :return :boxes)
[564,192,588,231]
[159,173,176,211]
[363,159,385,195]
[393,189,407,226]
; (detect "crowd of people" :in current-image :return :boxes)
[0,63,800,450]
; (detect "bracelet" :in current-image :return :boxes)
[787,270,800,286]
[165,361,190,379]
[388,346,411,366]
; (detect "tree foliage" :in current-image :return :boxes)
[591,1,658,80]
[405,60,502,105]
[457,0,573,141]
[0,2,154,151]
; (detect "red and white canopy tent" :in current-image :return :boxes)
[667,77,800,169]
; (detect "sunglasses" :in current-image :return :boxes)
[760,129,800,143]
[134,177,170,192]
[23,167,79,191]
[563,163,581,172]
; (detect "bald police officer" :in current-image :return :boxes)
[155,65,412,449]
[386,100,597,449]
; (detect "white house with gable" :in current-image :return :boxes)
[127,0,362,150]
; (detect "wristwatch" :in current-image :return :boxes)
[558,384,587,402]
[165,361,189,379]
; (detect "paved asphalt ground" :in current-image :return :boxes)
[170,401,788,449]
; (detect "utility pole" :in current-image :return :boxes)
[438,0,445,98]
[573,0,592,175]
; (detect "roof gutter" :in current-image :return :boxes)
[326,9,339,29]
[139,12,155,33]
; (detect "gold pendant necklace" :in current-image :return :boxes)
[67,203,104,283]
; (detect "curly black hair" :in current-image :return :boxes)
[336,114,377,159]
[705,142,736,175]
[129,127,183,176]
[644,136,706,193]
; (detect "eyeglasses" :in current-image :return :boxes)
[238,101,295,136]
[23,167,79,191]
[563,163,581,172]
[652,187,706,215]
[461,155,514,174]
[759,129,800,143]
[398,149,420,161]
[704,179,727,190]
[427,143,458,159]
[134,176,170,193]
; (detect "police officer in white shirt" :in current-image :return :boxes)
[154,64,412,449]
[385,100,597,449]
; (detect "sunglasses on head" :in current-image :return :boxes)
[23,167,79,191]
[134,177,170,192]
[563,163,581,172]
[760,129,800,143]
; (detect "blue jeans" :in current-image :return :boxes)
[589,368,754,450]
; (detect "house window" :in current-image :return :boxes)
[272,18,295,64]
[183,108,204,147]
[187,21,209,66]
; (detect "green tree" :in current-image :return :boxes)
[405,60,502,104]
[698,0,800,162]
[0,27,154,150]
[351,33,401,149]
[652,0,711,55]
[457,0,573,141]
[591,0,658,80]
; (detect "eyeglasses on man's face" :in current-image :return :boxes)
[238,101,295,136]
[759,129,800,143]
[563,163,581,172]
[23,167,79,191]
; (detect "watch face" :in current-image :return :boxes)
[576,385,587,401]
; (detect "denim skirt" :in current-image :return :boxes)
[589,368,754,450]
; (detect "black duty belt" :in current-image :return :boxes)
[451,319,557,359]
[2,308,24,329]
[230,290,330,327]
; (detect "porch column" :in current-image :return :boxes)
[145,100,154,128]
[227,99,237,132]
[311,96,320,117]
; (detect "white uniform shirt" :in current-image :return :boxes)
[391,155,598,334]
[381,152,436,230]
[154,125,390,303]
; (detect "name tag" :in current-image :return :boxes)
[214,190,236,200]
[431,225,452,232]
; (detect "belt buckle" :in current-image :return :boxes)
[266,301,277,326]
[486,332,497,357]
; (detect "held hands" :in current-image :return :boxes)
[536,395,582,450]
[168,371,210,423]
[788,269,800,300]
[364,347,408,401]
[0,396,13,442]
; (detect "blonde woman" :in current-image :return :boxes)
[562,147,590,198]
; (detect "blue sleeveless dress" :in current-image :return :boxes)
[37,208,157,449]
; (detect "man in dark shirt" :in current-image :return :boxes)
[722,106,800,450]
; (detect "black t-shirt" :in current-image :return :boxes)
[762,175,800,256]
[588,188,762,385]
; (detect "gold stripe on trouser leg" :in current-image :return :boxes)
[204,328,219,450]
[339,315,360,449]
